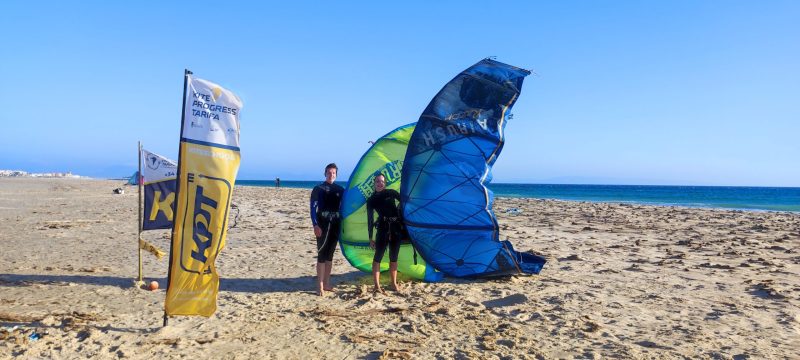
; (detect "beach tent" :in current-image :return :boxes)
[127,171,140,185]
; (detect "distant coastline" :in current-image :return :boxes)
[3,175,795,212]
[237,180,800,212]
[0,170,88,179]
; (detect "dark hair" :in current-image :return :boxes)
[325,163,338,173]
[374,173,386,181]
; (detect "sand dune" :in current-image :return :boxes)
[1,178,798,359]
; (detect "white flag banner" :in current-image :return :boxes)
[183,77,243,148]
[141,149,177,184]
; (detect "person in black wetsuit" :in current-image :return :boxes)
[367,173,403,293]
[310,163,344,296]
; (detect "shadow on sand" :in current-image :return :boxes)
[0,271,372,294]
[0,273,135,288]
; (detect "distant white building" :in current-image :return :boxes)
[0,170,28,177]
[0,170,83,178]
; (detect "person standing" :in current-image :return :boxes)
[366,173,403,293]
[310,163,344,296]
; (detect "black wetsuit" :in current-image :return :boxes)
[310,181,344,262]
[367,189,402,263]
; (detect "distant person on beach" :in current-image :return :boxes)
[275,177,280,187]
[366,173,403,293]
[309,163,344,296]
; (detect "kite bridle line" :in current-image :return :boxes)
[317,219,334,254]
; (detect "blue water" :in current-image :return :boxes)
[237,180,800,212]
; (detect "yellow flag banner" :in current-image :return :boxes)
[139,238,166,259]
[165,72,242,317]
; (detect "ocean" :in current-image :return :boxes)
[236,180,800,212]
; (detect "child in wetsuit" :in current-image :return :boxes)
[366,173,403,293]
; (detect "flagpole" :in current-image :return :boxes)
[164,69,192,327]
[137,141,144,287]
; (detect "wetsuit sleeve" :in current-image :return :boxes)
[310,187,320,226]
[388,189,401,202]
[388,189,402,218]
[366,195,375,240]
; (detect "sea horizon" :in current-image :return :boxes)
[237,179,800,213]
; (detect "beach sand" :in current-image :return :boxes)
[1,178,798,359]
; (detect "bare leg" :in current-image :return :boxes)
[372,261,384,294]
[316,262,325,296]
[390,262,401,291]
[324,261,334,291]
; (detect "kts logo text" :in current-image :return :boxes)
[179,173,231,274]
[150,189,175,222]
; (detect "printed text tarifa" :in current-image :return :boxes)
[191,91,238,120]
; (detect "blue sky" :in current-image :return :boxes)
[1,1,798,186]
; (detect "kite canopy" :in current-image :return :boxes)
[340,123,442,282]
[400,58,546,278]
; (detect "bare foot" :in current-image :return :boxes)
[391,283,402,292]
[317,288,325,296]
[373,286,386,295]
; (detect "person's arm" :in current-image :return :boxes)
[389,190,402,218]
[310,187,323,238]
[310,187,320,227]
[389,189,401,203]
[366,196,375,241]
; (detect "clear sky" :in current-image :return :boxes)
[1,1,798,186]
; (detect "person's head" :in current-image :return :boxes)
[324,163,338,184]
[373,173,386,192]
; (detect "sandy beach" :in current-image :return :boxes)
[1,178,798,359]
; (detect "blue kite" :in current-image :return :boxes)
[400,58,546,277]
